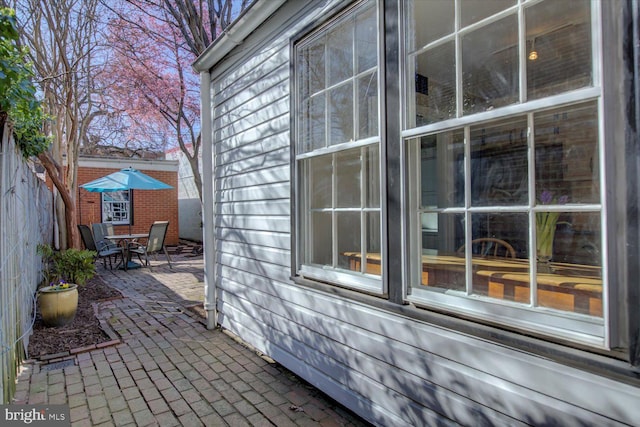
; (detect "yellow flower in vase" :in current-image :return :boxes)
[536,190,568,263]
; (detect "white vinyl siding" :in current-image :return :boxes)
[201,0,640,425]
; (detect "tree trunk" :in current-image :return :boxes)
[38,152,79,249]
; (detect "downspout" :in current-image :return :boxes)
[200,71,216,330]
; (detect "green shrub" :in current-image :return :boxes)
[0,7,50,157]
[37,244,97,286]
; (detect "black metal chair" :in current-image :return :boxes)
[78,224,124,269]
[128,221,172,270]
[92,223,119,250]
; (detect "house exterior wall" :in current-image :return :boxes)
[77,158,180,245]
[199,1,640,426]
[165,145,203,242]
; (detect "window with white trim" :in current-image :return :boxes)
[102,190,131,225]
[403,0,607,346]
[294,0,383,293]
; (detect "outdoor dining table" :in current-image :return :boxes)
[106,233,149,270]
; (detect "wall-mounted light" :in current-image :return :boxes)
[528,38,538,61]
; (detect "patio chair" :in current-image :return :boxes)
[78,224,124,269]
[92,223,119,249]
[128,221,172,270]
[457,237,516,258]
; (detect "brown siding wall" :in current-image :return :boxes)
[77,166,179,245]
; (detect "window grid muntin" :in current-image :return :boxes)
[296,2,379,154]
[101,190,131,225]
[408,99,606,344]
[295,0,382,293]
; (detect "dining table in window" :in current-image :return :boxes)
[342,252,602,317]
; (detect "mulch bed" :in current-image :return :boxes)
[27,275,122,359]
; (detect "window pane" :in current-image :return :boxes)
[336,149,361,208]
[414,41,456,126]
[299,39,326,98]
[327,20,353,86]
[406,0,453,51]
[420,213,465,290]
[365,211,381,276]
[356,5,377,73]
[537,211,602,316]
[526,0,592,99]
[329,82,354,145]
[337,212,361,270]
[420,130,464,209]
[460,0,516,28]
[300,94,326,153]
[364,145,379,208]
[535,102,599,204]
[308,155,332,209]
[471,212,530,303]
[358,72,378,138]
[310,212,332,265]
[472,212,528,258]
[470,117,528,206]
[463,15,518,115]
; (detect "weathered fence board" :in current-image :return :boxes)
[0,124,53,403]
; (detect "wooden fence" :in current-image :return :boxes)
[0,124,53,403]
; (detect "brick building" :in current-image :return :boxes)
[77,157,179,245]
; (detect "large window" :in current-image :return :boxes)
[404,0,605,346]
[294,0,382,293]
[102,190,131,225]
[291,0,630,351]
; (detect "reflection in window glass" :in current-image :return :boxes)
[327,21,353,86]
[419,131,464,209]
[102,191,130,225]
[409,104,602,317]
[420,213,465,290]
[302,146,380,277]
[337,212,361,270]
[295,1,381,291]
[460,0,516,28]
[462,15,519,115]
[310,212,332,265]
[535,102,600,204]
[470,212,530,302]
[299,39,325,98]
[329,82,354,145]
[336,149,361,208]
[414,41,456,126]
[356,6,377,73]
[405,0,453,52]
[359,72,378,138]
[365,146,380,208]
[470,117,528,206]
[526,0,592,100]
[309,155,332,209]
[301,94,326,152]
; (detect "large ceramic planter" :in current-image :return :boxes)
[38,284,78,327]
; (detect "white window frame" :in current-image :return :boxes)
[294,0,384,294]
[401,0,611,348]
[101,190,131,225]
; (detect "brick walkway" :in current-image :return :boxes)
[14,252,369,427]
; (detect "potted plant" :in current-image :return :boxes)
[37,244,97,327]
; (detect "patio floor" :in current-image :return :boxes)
[13,251,369,426]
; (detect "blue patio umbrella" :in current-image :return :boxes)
[80,168,173,269]
[80,167,173,192]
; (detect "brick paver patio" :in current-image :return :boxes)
[13,251,369,427]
